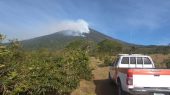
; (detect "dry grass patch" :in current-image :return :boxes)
[71,80,96,95]
[71,57,117,95]
[150,54,170,68]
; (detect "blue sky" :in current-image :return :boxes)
[0,0,170,45]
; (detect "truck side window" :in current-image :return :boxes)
[137,57,143,64]
[121,57,129,64]
[130,57,136,64]
[144,57,151,64]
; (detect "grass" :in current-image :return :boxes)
[150,54,170,68]
[71,80,96,95]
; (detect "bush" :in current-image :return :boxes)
[100,56,115,67]
[0,35,92,95]
[97,39,122,55]
[165,59,170,68]
[62,49,92,80]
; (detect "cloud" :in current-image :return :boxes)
[48,19,90,36]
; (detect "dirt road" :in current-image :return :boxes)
[93,67,118,95]
[71,58,118,95]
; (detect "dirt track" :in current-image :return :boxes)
[93,67,118,95]
[71,58,119,95]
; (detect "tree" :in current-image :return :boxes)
[66,39,97,54]
[97,39,122,55]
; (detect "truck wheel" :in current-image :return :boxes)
[108,72,112,80]
[117,80,128,95]
[109,72,116,85]
[117,80,123,95]
[108,72,114,85]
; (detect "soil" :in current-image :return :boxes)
[93,67,118,95]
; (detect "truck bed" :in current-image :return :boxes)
[128,68,170,88]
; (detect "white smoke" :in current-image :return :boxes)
[55,19,90,36]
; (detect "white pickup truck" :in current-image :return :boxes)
[109,54,170,95]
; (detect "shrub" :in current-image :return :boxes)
[100,56,115,67]
[165,59,170,68]
[97,39,122,55]
[0,35,92,95]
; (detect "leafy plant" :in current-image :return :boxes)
[97,39,122,55]
[0,34,92,95]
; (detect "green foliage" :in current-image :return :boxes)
[0,34,6,41]
[103,56,115,66]
[66,39,97,55]
[164,59,170,68]
[62,49,92,80]
[97,39,122,55]
[66,39,90,50]
[98,56,115,67]
[0,34,10,65]
[123,46,170,54]
[66,39,124,58]
[0,34,92,95]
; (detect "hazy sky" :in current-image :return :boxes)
[0,0,170,45]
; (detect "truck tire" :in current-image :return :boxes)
[108,72,112,80]
[108,72,114,85]
[117,80,129,95]
[109,72,117,85]
[117,80,123,95]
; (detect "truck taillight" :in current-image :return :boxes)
[127,72,133,85]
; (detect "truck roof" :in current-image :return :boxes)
[118,54,149,57]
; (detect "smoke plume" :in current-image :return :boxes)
[55,19,90,36]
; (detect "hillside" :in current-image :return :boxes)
[21,28,129,50]
[20,28,170,54]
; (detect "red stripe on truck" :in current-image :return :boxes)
[118,68,170,75]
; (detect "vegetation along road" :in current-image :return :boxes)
[71,57,118,95]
